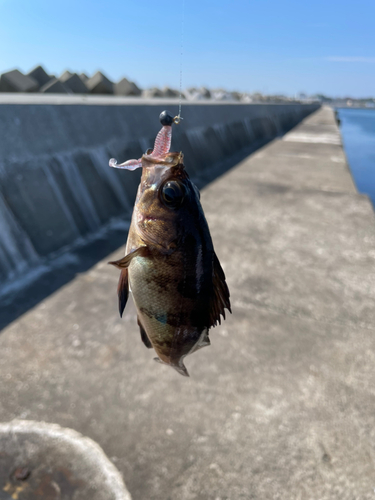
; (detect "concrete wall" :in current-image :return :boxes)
[0,98,319,292]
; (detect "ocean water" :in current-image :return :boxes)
[337,108,375,205]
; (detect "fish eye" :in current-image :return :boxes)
[161,181,185,209]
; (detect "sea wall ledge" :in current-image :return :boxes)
[0,98,319,296]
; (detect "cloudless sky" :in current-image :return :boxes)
[0,0,374,97]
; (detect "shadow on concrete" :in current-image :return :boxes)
[0,135,276,332]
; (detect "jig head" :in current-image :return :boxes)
[109,110,181,170]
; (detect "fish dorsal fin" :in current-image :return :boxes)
[209,252,232,328]
[108,246,150,269]
[117,269,129,317]
[137,316,153,349]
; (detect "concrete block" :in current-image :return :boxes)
[184,89,207,100]
[40,78,70,93]
[212,90,236,101]
[115,77,142,96]
[142,87,164,98]
[86,71,114,94]
[0,69,38,92]
[162,87,180,98]
[27,65,52,88]
[231,91,242,101]
[60,72,88,93]
[60,70,73,80]
[200,87,211,98]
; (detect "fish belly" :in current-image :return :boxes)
[128,253,200,364]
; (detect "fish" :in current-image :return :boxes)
[109,110,231,377]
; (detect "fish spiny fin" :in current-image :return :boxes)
[137,316,153,349]
[117,269,129,317]
[208,252,232,328]
[108,246,150,269]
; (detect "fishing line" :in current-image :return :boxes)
[174,0,185,124]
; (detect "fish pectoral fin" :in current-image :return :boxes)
[118,269,129,317]
[110,247,149,317]
[108,246,150,269]
[208,252,232,328]
[137,317,153,349]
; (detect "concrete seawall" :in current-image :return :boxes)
[1,107,375,499]
[0,98,318,294]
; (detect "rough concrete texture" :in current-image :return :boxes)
[39,78,69,94]
[0,420,131,499]
[86,71,114,94]
[142,87,164,98]
[59,72,88,94]
[115,78,142,96]
[161,87,180,98]
[27,66,52,88]
[79,73,89,83]
[2,107,375,499]
[0,70,38,93]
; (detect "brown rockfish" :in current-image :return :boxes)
[109,111,231,376]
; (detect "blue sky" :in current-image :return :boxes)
[0,0,374,97]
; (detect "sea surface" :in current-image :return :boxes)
[337,108,375,205]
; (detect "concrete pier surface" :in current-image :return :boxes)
[1,107,375,499]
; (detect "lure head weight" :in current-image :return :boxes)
[159,110,175,126]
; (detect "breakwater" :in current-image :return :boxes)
[0,98,319,295]
[1,107,375,499]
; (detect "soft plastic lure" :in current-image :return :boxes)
[109,111,180,171]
